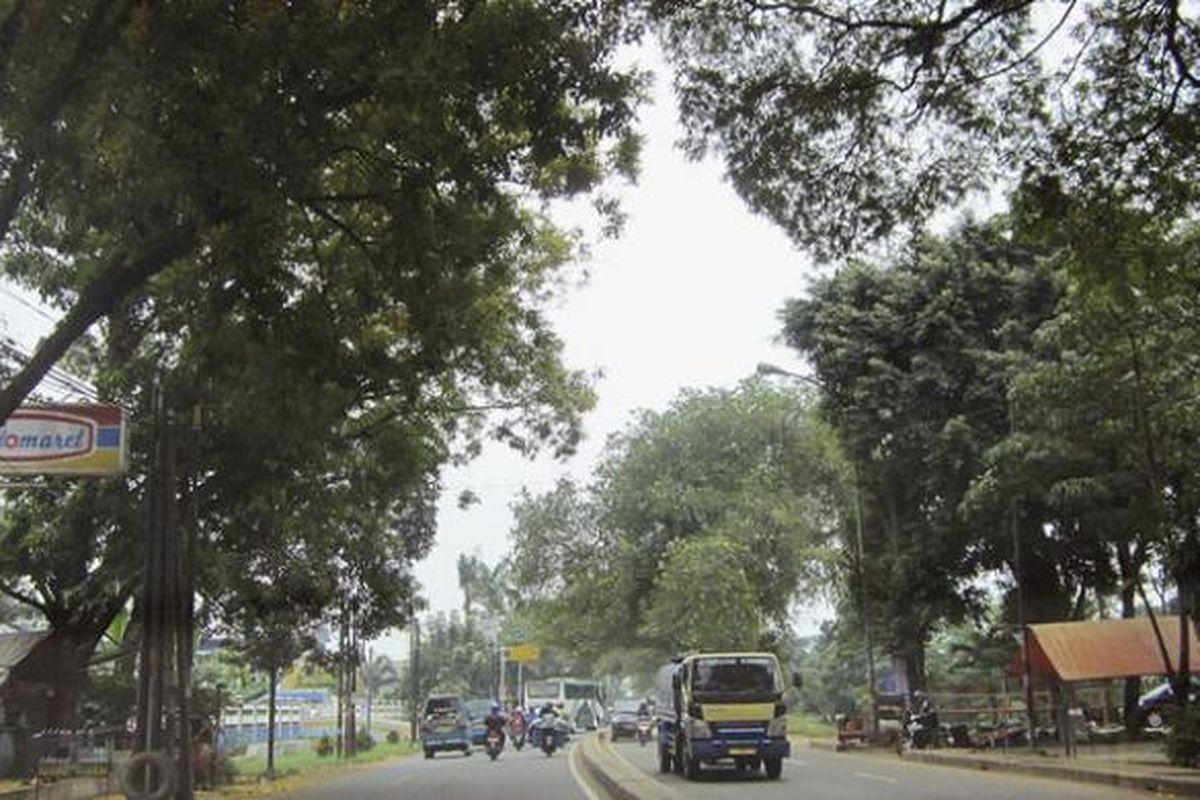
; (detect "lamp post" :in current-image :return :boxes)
[756,362,880,738]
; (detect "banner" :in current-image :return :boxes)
[0,404,128,475]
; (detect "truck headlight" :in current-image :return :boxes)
[767,715,788,737]
[687,719,712,739]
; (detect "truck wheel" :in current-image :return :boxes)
[764,756,782,780]
[424,748,433,759]
[658,745,672,773]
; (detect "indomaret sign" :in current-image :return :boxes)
[0,404,128,475]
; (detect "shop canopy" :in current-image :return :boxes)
[1015,618,1200,682]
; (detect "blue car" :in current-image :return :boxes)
[464,698,495,746]
[420,694,472,758]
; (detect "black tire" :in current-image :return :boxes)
[658,744,672,774]
[424,749,434,759]
[764,756,782,780]
[463,747,472,756]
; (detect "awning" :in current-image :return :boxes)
[1013,618,1200,682]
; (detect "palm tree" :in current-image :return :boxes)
[360,651,399,737]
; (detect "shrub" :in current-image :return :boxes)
[356,730,375,752]
[386,730,400,745]
[1166,705,1200,767]
[315,735,334,757]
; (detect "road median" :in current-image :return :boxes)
[575,732,676,800]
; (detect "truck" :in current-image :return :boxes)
[655,652,800,780]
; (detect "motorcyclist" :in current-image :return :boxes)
[484,701,507,747]
[636,698,653,720]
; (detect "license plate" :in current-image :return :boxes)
[728,747,756,755]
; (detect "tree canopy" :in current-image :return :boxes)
[648,1,1200,261]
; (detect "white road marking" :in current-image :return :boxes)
[855,771,899,784]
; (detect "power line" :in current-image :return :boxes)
[0,283,60,326]
[0,335,101,403]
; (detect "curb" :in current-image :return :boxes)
[575,732,676,800]
[873,746,1200,798]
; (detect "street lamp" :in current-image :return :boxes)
[756,361,880,738]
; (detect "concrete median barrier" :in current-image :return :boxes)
[576,731,676,800]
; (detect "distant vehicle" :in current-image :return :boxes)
[420,694,471,758]
[1133,678,1200,729]
[609,699,643,740]
[524,677,605,731]
[463,698,494,746]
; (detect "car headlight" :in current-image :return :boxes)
[687,718,712,739]
[767,715,787,737]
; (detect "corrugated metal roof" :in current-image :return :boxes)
[1020,618,1200,682]
[0,630,50,685]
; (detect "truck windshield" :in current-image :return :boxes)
[692,657,780,694]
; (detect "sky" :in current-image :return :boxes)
[0,44,827,662]
[396,45,825,659]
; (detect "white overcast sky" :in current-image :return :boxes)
[402,45,824,658]
[0,44,828,661]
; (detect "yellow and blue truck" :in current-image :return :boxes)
[655,652,800,780]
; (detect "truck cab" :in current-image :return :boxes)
[656,652,800,781]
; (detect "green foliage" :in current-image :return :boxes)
[508,381,845,663]
[649,1,1200,262]
[386,730,400,745]
[783,220,1060,685]
[401,611,495,710]
[641,537,761,652]
[314,736,334,758]
[794,621,870,719]
[355,731,375,753]
[1167,705,1200,767]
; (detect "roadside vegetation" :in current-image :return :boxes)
[0,0,1198,787]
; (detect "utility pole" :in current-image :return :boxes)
[408,605,421,743]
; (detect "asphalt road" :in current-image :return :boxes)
[612,738,1165,800]
[280,739,592,799]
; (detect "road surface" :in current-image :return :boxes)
[280,739,592,799]
[612,738,1164,800]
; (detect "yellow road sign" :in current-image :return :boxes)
[507,644,541,663]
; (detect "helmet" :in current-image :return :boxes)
[491,701,501,713]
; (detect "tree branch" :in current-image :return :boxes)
[0,582,49,615]
[0,225,199,423]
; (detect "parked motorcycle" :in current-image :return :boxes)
[898,708,944,752]
[485,729,504,761]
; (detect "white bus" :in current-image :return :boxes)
[523,677,605,731]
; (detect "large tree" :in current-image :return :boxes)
[0,0,645,730]
[508,381,844,661]
[782,221,1060,689]
[0,0,643,419]
[647,0,1200,262]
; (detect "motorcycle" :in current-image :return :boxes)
[508,713,526,751]
[898,708,944,752]
[485,729,504,761]
[636,717,653,747]
[531,710,570,757]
